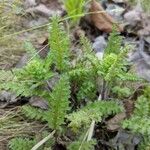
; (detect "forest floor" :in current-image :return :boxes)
[0,0,150,150]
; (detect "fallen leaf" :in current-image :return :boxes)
[89,0,123,33]
[106,112,126,131]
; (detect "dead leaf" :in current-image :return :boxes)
[123,100,135,117]
[106,112,126,131]
[89,0,123,33]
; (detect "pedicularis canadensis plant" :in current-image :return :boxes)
[0,17,149,149]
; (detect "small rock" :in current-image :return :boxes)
[106,4,125,21]
[26,4,62,17]
[15,54,29,68]
[124,4,143,26]
[24,0,37,8]
[28,17,48,27]
[29,96,49,110]
[96,52,104,60]
[93,36,107,53]
[106,112,126,131]
[0,91,17,103]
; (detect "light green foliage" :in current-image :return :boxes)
[9,138,36,150]
[63,0,86,24]
[22,105,46,121]
[45,76,70,130]
[100,27,137,82]
[0,40,54,97]
[0,17,145,149]
[68,140,96,150]
[49,17,70,72]
[1,59,54,97]
[67,101,123,130]
[22,76,70,131]
[105,27,122,55]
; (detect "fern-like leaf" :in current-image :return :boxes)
[22,105,46,121]
[67,140,96,150]
[45,75,71,130]
[67,101,123,130]
[48,16,70,72]
[9,138,35,150]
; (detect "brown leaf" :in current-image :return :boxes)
[123,100,135,117]
[89,0,123,33]
[106,112,126,131]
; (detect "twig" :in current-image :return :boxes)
[31,130,55,150]
[79,128,90,150]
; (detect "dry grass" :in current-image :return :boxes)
[0,106,47,149]
[0,0,24,69]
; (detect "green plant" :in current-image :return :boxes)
[122,86,150,149]
[63,0,86,25]
[67,101,123,130]
[68,139,96,150]
[0,17,143,149]
[9,138,36,150]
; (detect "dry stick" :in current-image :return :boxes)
[31,130,55,150]
[27,44,48,63]
[79,128,91,150]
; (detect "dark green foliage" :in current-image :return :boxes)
[112,86,132,98]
